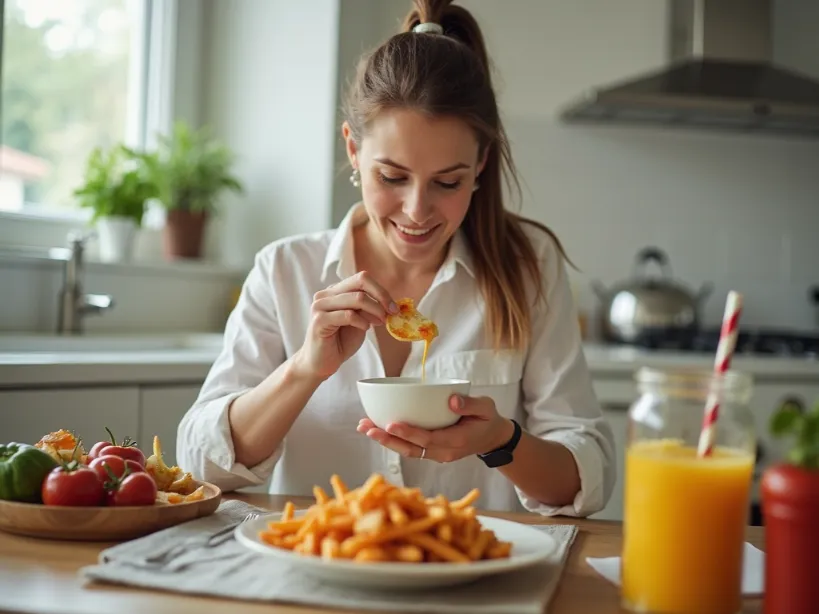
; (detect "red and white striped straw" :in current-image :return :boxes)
[697,291,744,458]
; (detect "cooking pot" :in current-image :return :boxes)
[591,247,712,347]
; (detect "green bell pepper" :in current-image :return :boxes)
[0,443,59,503]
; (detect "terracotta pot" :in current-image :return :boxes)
[163,209,208,260]
[761,463,819,614]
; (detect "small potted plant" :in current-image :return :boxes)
[73,146,157,263]
[129,121,243,260]
[761,398,819,614]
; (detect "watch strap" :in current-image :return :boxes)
[477,419,521,468]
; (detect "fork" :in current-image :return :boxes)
[137,512,260,567]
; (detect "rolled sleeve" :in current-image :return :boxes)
[177,247,287,492]
[516,232,617,517]
[516,427,608,517]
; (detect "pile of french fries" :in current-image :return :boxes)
[259,473,513,564]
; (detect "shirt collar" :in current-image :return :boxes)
[321,203,476,283]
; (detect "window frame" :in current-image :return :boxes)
[0,0,179,241]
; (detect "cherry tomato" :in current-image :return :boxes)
[103,445,146,467]
[106,472,157,507]
[87,427,146,466]
[87,440,112,462]
[88,455,145,484]
[41,464,105,506]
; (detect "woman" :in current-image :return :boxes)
[177,0,615,517]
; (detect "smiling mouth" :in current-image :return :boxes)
[391,221,438,236]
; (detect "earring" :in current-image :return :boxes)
[472,180,480,192]
[349,168,361,188]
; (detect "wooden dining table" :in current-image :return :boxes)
[0,491,765,614]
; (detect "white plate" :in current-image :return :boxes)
[235,512,557,589]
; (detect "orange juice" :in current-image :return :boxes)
[622,439,754,614]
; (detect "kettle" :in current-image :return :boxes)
[591,247,713,347]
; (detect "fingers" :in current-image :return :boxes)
[356,418,377,433]
[313,291,388,324]
[361,424,423,459]
[357,420,463,464]
[314,309,369,337]
[449,394,494,418]
[385,422,468,450]
[316,271,398,315]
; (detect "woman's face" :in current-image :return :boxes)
[344,108,485,267]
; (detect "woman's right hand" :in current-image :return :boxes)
[294,271,397,381]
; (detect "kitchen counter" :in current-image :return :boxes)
[0,492,766,614]
[0,334,815,388]
[0,333,224,387]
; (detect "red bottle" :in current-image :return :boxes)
[761,463,819,614]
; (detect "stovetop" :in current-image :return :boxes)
[632,329,819,359]
[692,328,819,358]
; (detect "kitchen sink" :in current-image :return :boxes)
[0,333,225,354]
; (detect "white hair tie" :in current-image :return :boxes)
[413,22,444,35]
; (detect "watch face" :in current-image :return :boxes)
[484,450,513,468]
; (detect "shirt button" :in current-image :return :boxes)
[389,464,400,474]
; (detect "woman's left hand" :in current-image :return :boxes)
[356,394,515,463]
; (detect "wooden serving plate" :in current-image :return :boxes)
[0,481,222,541]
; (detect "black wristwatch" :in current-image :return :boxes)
[477,419,522,468]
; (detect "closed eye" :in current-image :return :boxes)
[378,173,406,185]
[377,173,462,190]
[437,180,461,190]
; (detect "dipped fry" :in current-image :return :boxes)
[384,298,438,379]
[385,298,438,343]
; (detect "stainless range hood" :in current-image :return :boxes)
[560,0,819,137]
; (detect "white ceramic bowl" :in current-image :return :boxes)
[357,377,471,430]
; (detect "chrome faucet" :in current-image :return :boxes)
[57,232,115,334]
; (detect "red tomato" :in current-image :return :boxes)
[87,427,146,466]
[103,445,146,467]
[88,455,145,484]
[106,472,157,507]
[87,440,112,462]
[41,465,105,506]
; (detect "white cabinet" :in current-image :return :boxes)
[0,387,140,448]
[139,385,202,467]
[591,406,630,522]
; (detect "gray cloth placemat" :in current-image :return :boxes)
[80,500,577,614]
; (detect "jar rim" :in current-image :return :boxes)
[634,366,754,394]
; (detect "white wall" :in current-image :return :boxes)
[201,0,341,269]
[343,0,819,332]
[331,1,411,226]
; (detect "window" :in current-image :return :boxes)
[0,0,154,215]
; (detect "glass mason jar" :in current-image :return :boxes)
[621,367,756,614]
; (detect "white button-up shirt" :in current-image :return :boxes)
[177,204,616,517]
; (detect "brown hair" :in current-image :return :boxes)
[343,0,570,351]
